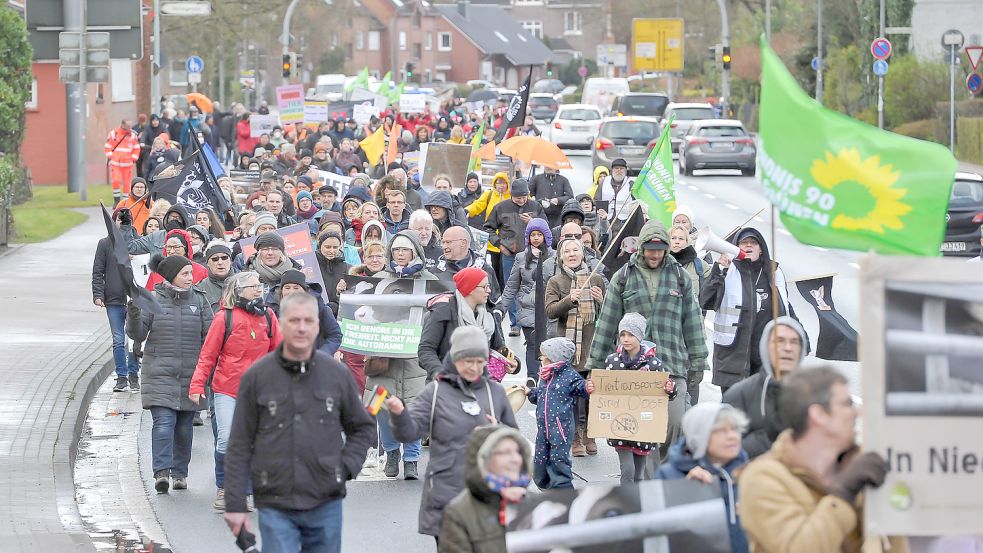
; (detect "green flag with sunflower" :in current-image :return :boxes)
[758,37,956,256]
[631,114,677,227]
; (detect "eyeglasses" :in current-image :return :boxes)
[239,284,262,290]
[562,233,583,239]
[164,245,185,251]
[209,255,230,262]
[477,284,492,291]
[258,246,280,253]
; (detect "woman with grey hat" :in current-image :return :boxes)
[126,255,213,495]
[384,326,518,543]
[244,231,302,292]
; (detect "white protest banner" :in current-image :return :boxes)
[399,93,426,114]
[862,255,983,536]
[353,102,377,125]
[373,94,389,113]
[249,114,278,138]
[303,100,329,125]
[588,370,670,443]
[318,171,353,198]
[428,97,442,114]
[275,84,305,124]
[349,87,376,102]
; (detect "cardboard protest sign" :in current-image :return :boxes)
[421,142,472,189]
[304,100,329,125]
[276,84,305,124]
[349,87,376,102]
[399,93,426,114]
[401,151,421,172]
[249,114,278,138]
[587,370,670,443]
[317,171,352,199]
[238,223,327,301]
[861,255,983,536]
[506,480,731,553]
[468,226,490,252]
[353,102,377,125]
[338,276,451,357]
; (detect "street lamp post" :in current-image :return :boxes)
[281,0,301,85]
[877,0,885,129]
[816,0,823,104]
[716,0,730,116]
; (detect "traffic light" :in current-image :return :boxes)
[546,62,553,78]
[282,53,293,78]
[405,61,414,80]
[722,46,732,70]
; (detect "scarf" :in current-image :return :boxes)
[253,254,294,286]
[560,262,595,363]
[390,261,423,277]
[455,290,496,340]
[485,472,531,494]
[351,218,366,243]
[296,203,319,220]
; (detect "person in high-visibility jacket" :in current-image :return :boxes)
[105,120,141,203]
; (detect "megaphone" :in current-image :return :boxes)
[696,226,746,260]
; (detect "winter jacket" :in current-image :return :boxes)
[458,187,485,228]
[738,431,909,553]
[722,317,808,459]
[498,248,553,328]
[586,220,709,377]
[421,234,442,270]
[144,229,210,290]
[527,361,588,445]
[549,199,585,240]
[466,173,510,253]
[223,347,376,514]
[601,342,666,451]
[381,207,410,235]
[125,204,194,256]
[484,198,544,256]
[529,172,574,228]
[315,251,350,316]
[126,283,213,411]
[117,194,154,237]
[266,286,343,357]
[544,268,604,371]
[673,245,710,302]
[439,426,533,553]
[198,272,231,314]
[418,294,506,380]
[576,194,609,244]
[236,119,258,156]
[655,437,750,553]
[189,307,282,398]
[92,237,128,305]
[104,126,140,168]
[426,191,467,235]
[434,251,500,305]
[390,361,518,537]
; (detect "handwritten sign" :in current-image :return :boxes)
[588,370,670,443]
[304,100,329,125]
[249,114,279,138]
[353,102,377,125]
[399,93,426,114]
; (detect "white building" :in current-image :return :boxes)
[910,0,983,62]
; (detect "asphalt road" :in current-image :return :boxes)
[140,149,864,552]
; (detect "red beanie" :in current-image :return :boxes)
[453,267,487,296]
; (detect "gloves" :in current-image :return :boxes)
[828,451,889,504]
[540,199,550,209]
[118,207,132,226]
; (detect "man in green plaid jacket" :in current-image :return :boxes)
[587,219,709,460]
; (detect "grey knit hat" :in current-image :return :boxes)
[254,231,285,252]
[618,312,647,341]
[251,211,278,235]
[449,326,489,362]
[682,403,736,460]
[540,337,576,364]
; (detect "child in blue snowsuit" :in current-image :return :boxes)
[526,337,593,489]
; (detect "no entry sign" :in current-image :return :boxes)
[871,37,892,61]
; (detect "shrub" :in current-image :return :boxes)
[883,55,948,128]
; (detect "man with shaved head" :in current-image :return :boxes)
[435,226,500,305]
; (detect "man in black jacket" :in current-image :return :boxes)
[529,166,573,228]
[223,292,375,550]
[92,207,141,392]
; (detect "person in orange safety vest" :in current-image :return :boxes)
[105,119,141,204]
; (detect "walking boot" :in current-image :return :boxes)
[192,412,204,426]
[172,476,187,490]
[404,461,419,480]
[585,436,598,455]
[154,470,170,494]
[572,428,587,457]
[113,376,128,392]
[384,449,401,478]
[127,373,140,391]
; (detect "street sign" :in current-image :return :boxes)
[186,56,204,74]
[966,46,983,71]
[873,59,889,77]
[596,44,627,66]
[188,72,202,84]
[25,0,143,61]
[968,73,983,95]
[871,37,892,60]
[941,29,965,54]
[58,31,110,83]
[239,70,256,89]
[632,18,684,72]
[160,1,212,16]
[811,57,823,71]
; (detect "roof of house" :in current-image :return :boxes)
[434,4,552,65]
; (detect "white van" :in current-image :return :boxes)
[581,77,630,113]
[313,74,347,101]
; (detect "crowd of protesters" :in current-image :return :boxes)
[90,91,903,553]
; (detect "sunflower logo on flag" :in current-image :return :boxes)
[810,148,912,234]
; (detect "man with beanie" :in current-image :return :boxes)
[739,366,899,553]
[527,337,593,489]
[588,219,708,460]
[246,231,301,291]
[199,242,236,313]
[529,166,574,228]
[483,177,543,305]
[700,226,804,393]
[723,317,807,458]
[267,269,343,359]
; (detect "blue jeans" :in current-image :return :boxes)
[211,392,236,489]
[149,407,195,477]
[259,499,343,553]
[376,410,420,462]
[502,254,518,326]
[106,304,139,377]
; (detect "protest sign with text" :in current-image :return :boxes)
[276,84,306,124]
[238,223,327,302]
[249,114,279,138]
[587,370,670,443]
[317,171,352,199]
[399,93,426,114]
[304,100,329,125]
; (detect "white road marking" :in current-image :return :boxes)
[813,246,828,252]
[848,262,860,270]
[687,184,698,191]
[725,203,738,210]
[704,193,717,199]
[754,216,766,223]
[778,229,791,236]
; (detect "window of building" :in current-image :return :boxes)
[520,21,543,39]
[565,11,582,35]
[368,31,380,51]
[25,78,38,110]
[399,31,407,50]
[356,31,364,50]
[425,32,432,50]
[413,43,422,58]
[438,32,452,51]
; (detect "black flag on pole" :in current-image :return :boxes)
[794,274,857,361]
[599,205,646,280]
[492,66,533,143]
[151,131,231,214]
[101,203,163,315]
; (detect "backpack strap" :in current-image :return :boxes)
[264,307,273,338]
[693,257,705,292]
[222,308,234,347]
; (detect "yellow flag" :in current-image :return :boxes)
[359,126,385,166]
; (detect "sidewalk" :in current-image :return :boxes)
[0,207,113,551]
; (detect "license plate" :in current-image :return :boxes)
[940,241,967,252]
[572,126,588,132]
[620,146,645,155]
[712,142,734,148]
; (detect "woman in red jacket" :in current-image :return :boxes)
[236,113,259,160]
[189,271,282,512]
[145,229,209,290]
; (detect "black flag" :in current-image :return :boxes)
[492,66,533,143]
[101,203,162,314]
[599,205,646,280]
[149,149,230,214]
[794,274,857,361]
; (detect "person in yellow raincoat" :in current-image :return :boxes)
[585,165,609,200]
[466,171,511,286]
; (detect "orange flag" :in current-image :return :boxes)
[386,123,402,166]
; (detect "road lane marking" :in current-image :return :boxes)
[704,193,717,199]
[849,262,860,270]
[725,203,738,210]
[687,184,698,191]
[813,246,828,252]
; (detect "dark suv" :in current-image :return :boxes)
[942,171,983,257]
[609,93,670,119]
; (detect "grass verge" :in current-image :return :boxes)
[11,184,114,243]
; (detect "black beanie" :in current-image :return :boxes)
[466,172,479,183]
[205,242,233,260]
[278,269,309,291]
[157,255,192,284]
[254,232,286,252]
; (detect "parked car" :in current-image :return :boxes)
[663,102,716,153]
[529,93,559,121]
[547,104,603,149]
[581,77,630,113]
[942,171,983,257]
[678,119,756,176]
[609,93,671,119]
[591,116,661,173]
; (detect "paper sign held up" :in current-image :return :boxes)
[588,370,670,443]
